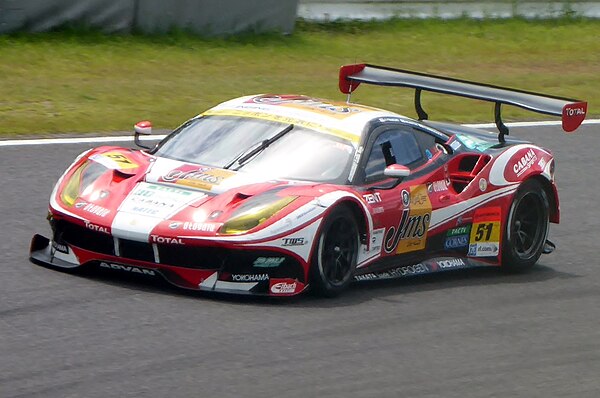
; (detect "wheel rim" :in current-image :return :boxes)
[320,217,357,287]
[511,192,546,259]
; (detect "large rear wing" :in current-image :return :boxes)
[339,64,587,142]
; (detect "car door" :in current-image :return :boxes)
[355,122,450,262]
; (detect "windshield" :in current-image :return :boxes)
[153,116,355,183]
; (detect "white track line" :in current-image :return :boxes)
[1,119,598,147]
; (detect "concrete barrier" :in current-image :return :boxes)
[298,1,600,20]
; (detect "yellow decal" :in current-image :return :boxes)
[468,207,501,257]
[395,185,432,254]
[203,109,358,143]
[469,207,501,244]
[165,168,235,191]
[280,102,368,120]
[99,152,139,169]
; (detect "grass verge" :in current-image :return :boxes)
[0,18,598,136]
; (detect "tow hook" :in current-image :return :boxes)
[542,239,556,254]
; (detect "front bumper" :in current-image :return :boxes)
[30,233,308,296]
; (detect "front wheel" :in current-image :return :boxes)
[310,205,359,297]
[502,179,550,271]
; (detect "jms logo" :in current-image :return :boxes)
[384,208,431,253]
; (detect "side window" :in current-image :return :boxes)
[363,128,425,183]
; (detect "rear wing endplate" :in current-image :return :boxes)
[339,64,587,142]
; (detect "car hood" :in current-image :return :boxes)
[52,147,332,242]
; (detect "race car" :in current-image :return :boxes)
[30,64,587,297]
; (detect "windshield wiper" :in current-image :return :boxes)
[224,124,294,169]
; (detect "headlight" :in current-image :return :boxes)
[220,195,297,235]
[59,160,107,206]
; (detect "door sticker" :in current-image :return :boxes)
[468,207,501,257]
[384,185,432,255]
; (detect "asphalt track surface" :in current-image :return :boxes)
[1,124,599,398]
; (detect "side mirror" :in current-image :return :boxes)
[368,164,410,191]
[384,164,410,179]
[134,120,153,149]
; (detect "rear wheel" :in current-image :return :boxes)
[310,206,359,297]
[502,179,549,271]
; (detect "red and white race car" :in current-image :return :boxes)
[30,64,587,297]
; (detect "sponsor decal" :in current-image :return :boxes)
[354,263,429,281]
[150,235,183,245]
[120,183,205,219]
[450,140,462,151]
[468,242,499,257]
[253,257,285,268]
[360,228,385,260]
[250,95,363,117]
[169,221,182,229]
[447,225,471,236]
[468,207,501,257]
[437,258,466,269]
[269,278,305,295]
[401,190,410,207]
[75,202,87,209]
[456,134,496,152]
[183,222,218,232]
[90,152,139,170]
[444,235,469,250]
[456,215,472,226]
[82,203,110,217]
[295,206,319,221]
[161,166,234,190]
[51,240,68,254]
[427,180,448,193]
[538,157,547,170]
[513,148,537,177]
[349,146,363,181]
[282,237,308,246]
[99,262,156,276]
[479,178,487,192]
[385,185,431,255]
[84,220,109,234]
[378,117,401,123]
[363,192,382,204]
[231,274,269,282]
[565,106,585,116]
[373,206,384,214]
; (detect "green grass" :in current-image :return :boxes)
[0,18,599,136]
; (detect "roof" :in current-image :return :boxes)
[202,94,407,143]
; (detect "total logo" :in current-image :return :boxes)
[84,220,109,234]
[269,279,304,295]
[150,235,184,245]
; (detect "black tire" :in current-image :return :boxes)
[502,179,550,272]
[310,205,359,297]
